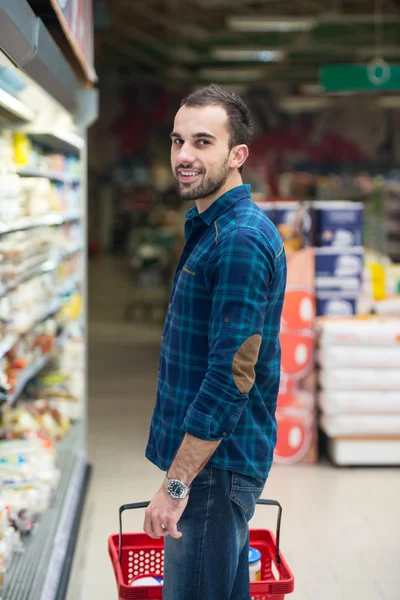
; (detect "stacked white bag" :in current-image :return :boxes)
[318,316,400,465]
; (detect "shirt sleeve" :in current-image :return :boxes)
[182,226,277,442]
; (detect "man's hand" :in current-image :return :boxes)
[144,486,188,539]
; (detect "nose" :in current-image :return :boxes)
[177,143,195,165]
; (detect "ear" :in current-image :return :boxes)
[230,145,249,171]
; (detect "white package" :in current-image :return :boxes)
[319,390,400,415]
[319,345,400,369]
[318,317,400,346]
[321,413,400,437]
[320,367,400,391]
[327,438,400,466]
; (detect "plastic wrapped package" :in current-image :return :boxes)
[319,344,400,369]
[5,277,56,333]
[318,316,400,346]
[319,390,400,415]
[0,439,59,491]
[320,413,400,437]
[0,176,23,224]
[19,178,52,217]
[4,400,71,442]
[320,367,400,391]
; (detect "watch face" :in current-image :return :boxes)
[168,480,186,499]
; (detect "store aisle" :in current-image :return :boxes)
[67,258,400,600]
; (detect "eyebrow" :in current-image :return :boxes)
[169,132,217,140]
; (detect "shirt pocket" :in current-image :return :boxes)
[175,263,200,295]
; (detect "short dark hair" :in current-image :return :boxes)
[180,84,254,150]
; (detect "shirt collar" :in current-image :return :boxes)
[185,184,251,226]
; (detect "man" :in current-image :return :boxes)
[144,84,287,600]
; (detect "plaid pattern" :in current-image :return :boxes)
[146,185,287,480]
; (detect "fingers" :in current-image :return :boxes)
[166,520,182,539]
[144,511,181,539]
[144,509,160,539]
[152,519,166,539]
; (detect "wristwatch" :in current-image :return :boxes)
[163,476,190,499]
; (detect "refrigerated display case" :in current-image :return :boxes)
[0,1,97,597]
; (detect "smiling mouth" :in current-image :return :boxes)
[177,169,203,183]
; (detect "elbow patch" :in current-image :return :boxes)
[232,334,262,394]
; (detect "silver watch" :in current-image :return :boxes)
[163,476,190,499]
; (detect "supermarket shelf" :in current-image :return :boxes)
[0,260,52,298]
[2,424,90,600]
[8,352,53,406]
[0,212,81,235]
[0,249,83,298]
[17,169,81,185]
[29,132,85,154]
[7,327,70,406]
[0,298,61,359]
[0,87,33,123]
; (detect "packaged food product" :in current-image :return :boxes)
[318,316,400,346]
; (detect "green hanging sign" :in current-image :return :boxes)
[321,60,400,92]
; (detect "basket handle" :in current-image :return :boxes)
[118,499,282,566]
[119,502,150,564]
[256,499,282,565]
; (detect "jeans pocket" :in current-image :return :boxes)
[230,473,266,519]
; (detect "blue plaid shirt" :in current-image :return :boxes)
[146,185,287,480]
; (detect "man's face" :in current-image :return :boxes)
[170,104,232,202]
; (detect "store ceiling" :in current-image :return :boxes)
[93,0,400,90]
[29,0,400,91]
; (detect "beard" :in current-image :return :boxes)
[175,156,230,202]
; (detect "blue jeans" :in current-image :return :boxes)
[163,467,266,600]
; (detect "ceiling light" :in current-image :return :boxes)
[227,16,316,33]
[301,84,324,95]
[212,49,285,62]
[320,13,400,25]
[279,96,331,113]
[357,46,400,59]
[379,96,400,109]
[218,84,248,95]
[0,87,33,121]
[198,68,263,82]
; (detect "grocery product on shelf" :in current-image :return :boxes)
[5,131,81,180]
[0,13,92,598]
[0,132,85,597]
[318,316,400,466]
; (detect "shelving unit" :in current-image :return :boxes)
[1,424,89,600]
[0,212,81,235]
[0,2,95,594]
[0,248,82,298]
[0,298,61,359]
[16,169,81,185]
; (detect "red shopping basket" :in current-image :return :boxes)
[108,499,295,600]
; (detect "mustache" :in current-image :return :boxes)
[176,165,204,171]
